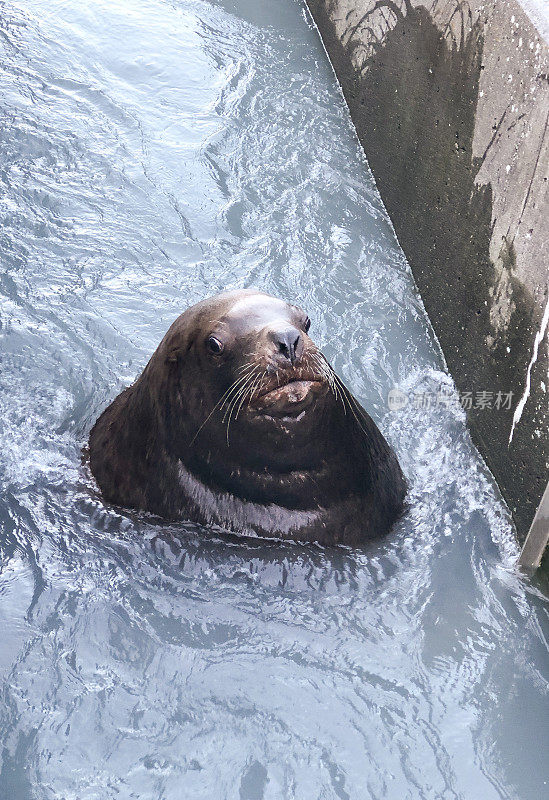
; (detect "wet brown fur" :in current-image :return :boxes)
[89,290,406,545]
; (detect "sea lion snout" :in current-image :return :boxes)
[270,326,304,366]
[251,378,328,418]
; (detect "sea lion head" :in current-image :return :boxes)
[147,290,337,465]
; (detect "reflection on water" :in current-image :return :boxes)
[0,0,547,798]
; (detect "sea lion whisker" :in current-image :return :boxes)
[234,368,264,421]
[221,368,256,400]
[190,369,256,445]
[329,369,352,413]
[221,366,259,402]
[325,363,341,406]
[229,368,261,415]
[310,352,337,401]
[236,370,264,423]
[215,372,255,421]
[250,369,266,403]
[312,353,344,411]
[236,361,255,375]
[224,368,262,443]
[251,369,266,402]
[324,362,344,410]
[255,369,267,399]
[333,374,370,435]
[233,381,255,422]
[221,368,259,425]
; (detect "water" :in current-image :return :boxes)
[0,0,548,797]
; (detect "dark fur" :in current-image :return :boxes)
[89,291,406,545]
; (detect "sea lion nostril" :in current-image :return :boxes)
[274,328,302,364]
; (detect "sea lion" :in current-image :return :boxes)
[88,290,406,545]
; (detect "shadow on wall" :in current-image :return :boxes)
[308,0,547,537]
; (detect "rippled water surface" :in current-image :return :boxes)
[0,0,548,797]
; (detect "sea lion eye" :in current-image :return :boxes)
[207,335,224,354]
[304,317,311,333]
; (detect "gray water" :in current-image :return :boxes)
[0,0,548,798]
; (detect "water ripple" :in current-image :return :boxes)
[0,0,547,798]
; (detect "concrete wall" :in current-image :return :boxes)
[305,0,548,539]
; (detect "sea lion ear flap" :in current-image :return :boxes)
[164,336,194,364]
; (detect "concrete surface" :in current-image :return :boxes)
[305,0,548,539]
[519,481,549,568]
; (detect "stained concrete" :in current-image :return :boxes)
[305,0,548,539]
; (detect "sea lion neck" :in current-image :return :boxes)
[182,409,356,510]
[185,392,338,469]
